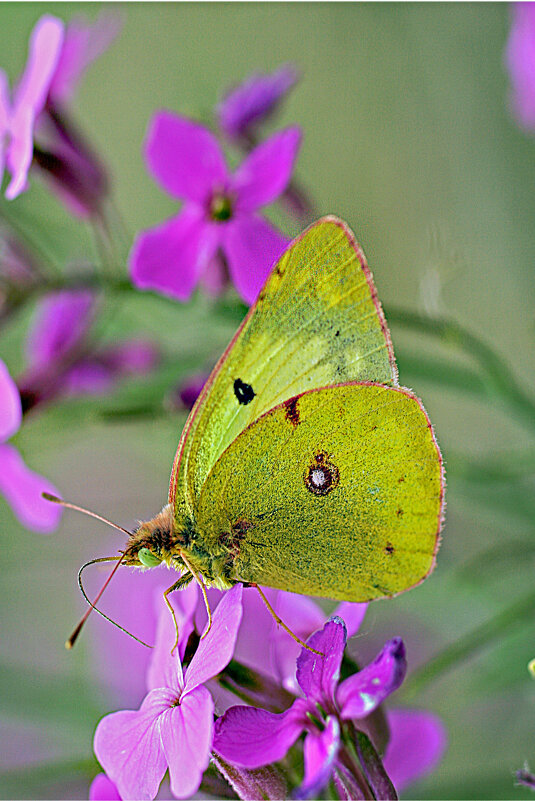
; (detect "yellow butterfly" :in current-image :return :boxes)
[131,217,443,599]
[55,216,444,648]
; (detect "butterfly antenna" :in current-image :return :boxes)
[254,584,323,657]
[42,492,131,536]
[66,554,152,650]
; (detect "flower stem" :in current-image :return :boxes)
[338,725,376,800]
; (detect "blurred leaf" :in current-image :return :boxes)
[0,662,105,732]
[0,758,98,800]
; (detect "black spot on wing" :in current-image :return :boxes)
[234,378,255,405]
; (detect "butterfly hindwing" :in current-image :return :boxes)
[195,383,443,601]
[170,217,398,527]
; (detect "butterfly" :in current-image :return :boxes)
[130,216,444,599]
[53,216,444,648]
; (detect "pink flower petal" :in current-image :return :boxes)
[0,358,22,441]
[198,251,230,296]
[1,16,63,200]
[94,689,172,801]
[177,372,209,411]
[60,361,115,396]
[25,290,94,368]
[58,341,158,398]
[272,592,326,692]
[49,13,122,106]
[296,618,347,706]
[505,2,535,130]
[337,638,406,720]
[0,443,62,532]
[145,112,228,203]
[89,773,121,801]
[88,567,170,707]
[147,583,199,693]
[233,127,301,212]
[383,709,447,794]
[333,601,368,638]
[183,583,243,694]
[222,214,288,304]
[162,686,214,799]
[218,65,298,139]
[0,72,9,182]
[129,207,218,301]
[5,105,34,200]
[0,70,8,131]
[100,340,159,376]
[297,717,340,800]
[14,15,64,114]
[232,586,279,677]
[214,697,308,768]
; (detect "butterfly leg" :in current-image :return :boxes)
[163,572,194,654]
[177,551,213,640]
[253,584,323,657]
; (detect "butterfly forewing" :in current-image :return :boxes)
[170,217,398,524]
[195,383,444,601]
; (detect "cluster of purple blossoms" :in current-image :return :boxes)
[88,581,446,800]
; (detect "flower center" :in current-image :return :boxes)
[209,192,233,222]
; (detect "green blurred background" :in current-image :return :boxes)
[1,2,535,799]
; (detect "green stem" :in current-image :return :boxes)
[338,726,375,800]
[0,202,62,278]
[401,587,535,699]
[386,306,535,432]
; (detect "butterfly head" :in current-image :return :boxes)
[124,503,181,569]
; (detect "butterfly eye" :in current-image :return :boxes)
[138,547,162,568]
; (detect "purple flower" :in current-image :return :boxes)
[89,773,121,801]
[214,617,406,799]
[218,65,298,142]
[94,584,243,801]
[174,372,209,411]
[129,113,301,305]
[47,12,122,108]
[0,15,64,199]
[233,587,367,695]
[18,290,158,411]
[33,12,120,217]
[0,13,117,212]
[505,3,535,131]
[0,358,61,532]
[383,709,447,794]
